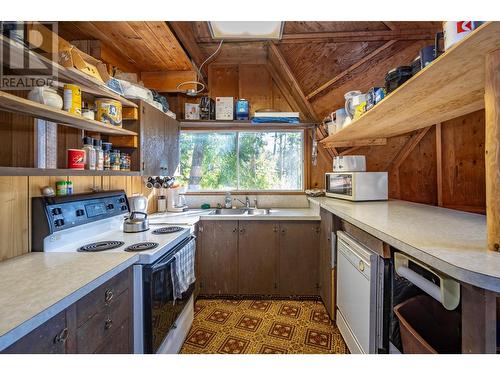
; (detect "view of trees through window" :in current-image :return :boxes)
[179,131,303,191]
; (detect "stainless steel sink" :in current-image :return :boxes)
[209,208,271,216]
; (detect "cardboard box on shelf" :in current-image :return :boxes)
[59,46,110,84]
[216,97,233,120]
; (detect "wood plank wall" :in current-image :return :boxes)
[0,175,151,261]
[311,110,486,214]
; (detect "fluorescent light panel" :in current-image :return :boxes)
[208,21,284,40]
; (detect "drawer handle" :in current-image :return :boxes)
[104,289,114,303]
[54,327,68,344]
[358,260,365,272]
[105,319,113,330]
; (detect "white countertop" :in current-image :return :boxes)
[0,252,138,351]
[149,208,321,225]
[310,197,500,292]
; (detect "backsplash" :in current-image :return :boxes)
[183,194,310,209]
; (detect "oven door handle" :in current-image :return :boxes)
[151,235,196,271]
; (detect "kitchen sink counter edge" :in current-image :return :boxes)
[0,252,139,351]
[309,197,500,293]
[149,207,321,225]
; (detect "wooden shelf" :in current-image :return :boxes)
[0,91,137,136]
[0,35,138,108]
[0,167,141,176]
[321,22,500,145]
[180,120,317,130]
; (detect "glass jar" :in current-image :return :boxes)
[102,142,112,170]
[56,181,67,196]
[120,152,130,171]
[111,149,121,171]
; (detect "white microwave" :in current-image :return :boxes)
[325,172,388,201]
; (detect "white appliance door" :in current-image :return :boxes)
[337,237,371,353]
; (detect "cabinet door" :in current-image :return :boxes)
[278,221,320,296]
[319,208,334,319]
[238,221,279,295]
[199,220,239,295]
[164,116,180,176]
[141,101,166,176]
[2,311,70,354]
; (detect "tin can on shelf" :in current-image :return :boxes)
[56,181,67,196]
[67,148,85,170]
[95,98,122,127]
[63,84,82,115]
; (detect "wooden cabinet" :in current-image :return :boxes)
[198,220,239,295]
[2,268,133,354]
[238,221,279,295]
[1,310,73,354]
[123,100,180,176]
[278,221,320,296]
[319,208,334,319]
[197,220,320,297]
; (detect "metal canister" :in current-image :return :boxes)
[95,98,122,127]
[63,84,82,115]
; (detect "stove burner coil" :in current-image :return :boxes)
[125,242,159,252]
[152,226,184,235]
[78,241,125,252]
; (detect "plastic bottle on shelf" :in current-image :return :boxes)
[82,136,96,170]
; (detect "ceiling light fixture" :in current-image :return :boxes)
[208,21,284,40]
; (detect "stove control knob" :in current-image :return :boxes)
[76,209,85,217]
[121,206,128,211]
[119,197,126,203]
[51,207,62,215]
[54,219,65,227]
[106,203,114,210]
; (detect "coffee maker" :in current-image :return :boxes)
[166,187,188,212]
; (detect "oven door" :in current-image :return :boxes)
[142,237,196,353]
[325,173,354,200]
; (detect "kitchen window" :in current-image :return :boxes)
[179,130,304,192]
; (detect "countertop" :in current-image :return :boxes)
[310,197,500,292]
[149,208,321,225]
[0,252,138,351]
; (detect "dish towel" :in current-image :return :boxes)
[172,238,196,302]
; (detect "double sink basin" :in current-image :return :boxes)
[209,208,271,216]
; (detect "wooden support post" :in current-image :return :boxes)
[485,50,500,252]
[461,284,497,353]
[435,123,443,206]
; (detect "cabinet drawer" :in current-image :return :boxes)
[76,288,131,354]
[94,318,131,354]
[76,268,130,326]
[2,311,69,354]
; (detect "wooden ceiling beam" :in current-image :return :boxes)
[168,21,208,79]
[279,28,438,44]
[323,138,388,148]
[267,42,318,121]
[306,40,397,100]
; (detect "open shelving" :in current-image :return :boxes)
[0,90,137,136]
[320,22,500,145]
[0,167,141,177]
[180,119,317,130]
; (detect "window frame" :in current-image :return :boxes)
[179,128,306,194]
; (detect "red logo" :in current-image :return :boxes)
[457,21,472,33]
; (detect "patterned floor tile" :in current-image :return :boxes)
[235,315,262,332]
[278,304,301,318]
[218,336,250,354]
[259,344,287,354]
[311,310,331,325]
[205,309,232,324]
[305,329,332,351]
[184,328,217,349]
[268,322,295,340]
[249,300,272,312]
[180,299,347,354]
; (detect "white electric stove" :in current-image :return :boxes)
[31,190,196,354]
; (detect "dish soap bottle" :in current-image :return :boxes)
[224,192,232,209]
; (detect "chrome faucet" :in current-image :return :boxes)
[234,196,251,208]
